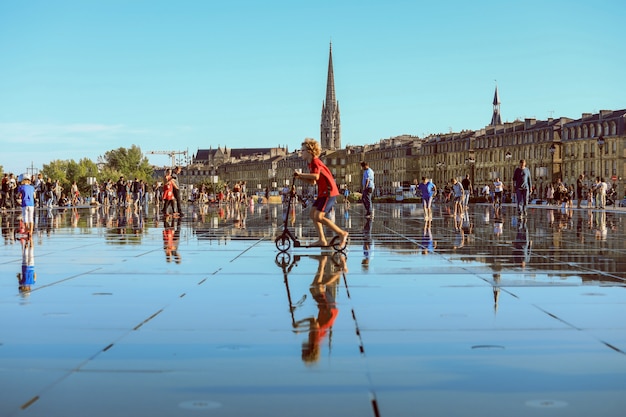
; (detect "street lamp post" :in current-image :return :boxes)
[549,144,556,183]
[436,162,446,187]
[268,167,276,196]
[504,151,513,179]
[504,151,512,202]
[597,135,605,180]
[436,162,442,185]
[465,153,475,197]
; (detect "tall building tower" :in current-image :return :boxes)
[321,43,341,150]
[490,84,502,126]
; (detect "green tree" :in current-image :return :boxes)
[42,160,69,189]
[41,158,101,196]
[101,145,152,182]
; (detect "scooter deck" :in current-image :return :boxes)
[276,233,347,252]
[294,235,341,248]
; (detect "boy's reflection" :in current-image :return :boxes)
[512,219,532,268]
[17,238,36,294]
[163,217,181,263]
[284,253,348,364]
[421,221,436,254]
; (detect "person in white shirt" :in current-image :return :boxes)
[482,184,490,204]
[493,178,504,208]
[595,177,608,209]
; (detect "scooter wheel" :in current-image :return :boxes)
[332,237,347,252]
[275,235,292,252]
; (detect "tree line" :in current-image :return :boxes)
[1,145,153,196]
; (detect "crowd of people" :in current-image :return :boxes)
[1,173,69,209]
[0,172,154,210]
[409,159,621,221]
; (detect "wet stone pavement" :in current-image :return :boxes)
[1,201,625,417]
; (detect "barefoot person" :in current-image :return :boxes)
[294,138,348,248]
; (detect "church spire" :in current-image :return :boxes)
[321,42,341,150]
[490,83,502,126]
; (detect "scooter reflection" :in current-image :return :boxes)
[276,252,348,363]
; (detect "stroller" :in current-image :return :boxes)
[274,180,347,253]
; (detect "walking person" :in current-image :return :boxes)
[293,138,348,248]
[482,183,491,204]
[512,159,532,217]
[461,174,472,209]
[172,166,184,217]
[71,181,79,206]
[43,177,54,207]
[360,161,375,218]
[131,178,142,210]
[493,177,504,208]
[1,173,9,209]
[451,178,465,216]
[546,183,555,205]
[3,173,17,209]
[595,177,608,209]
[162,169,176,217]
[417,177,437,221]
[116,176,127,207]
[576,174,585,208]
[34,173,44,208]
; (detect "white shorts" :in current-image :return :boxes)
[21,206,35,224]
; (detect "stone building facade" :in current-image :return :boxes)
[173,46,625,199]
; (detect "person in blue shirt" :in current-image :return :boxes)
[512,159,532,217]
[17,174,36,237]
[360,161,375,218]
[417,177,437,221]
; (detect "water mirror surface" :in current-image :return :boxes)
[1,201,625,417]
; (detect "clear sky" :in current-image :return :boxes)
[1,0,624,175]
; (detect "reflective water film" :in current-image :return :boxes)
[1,201,625,416]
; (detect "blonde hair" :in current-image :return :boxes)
[301,138,321,157]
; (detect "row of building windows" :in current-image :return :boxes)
[173,110,624,195]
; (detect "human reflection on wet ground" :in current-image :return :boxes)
[0,201,625,416]
[277,253,348,364]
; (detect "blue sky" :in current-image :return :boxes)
[1,0,624,174]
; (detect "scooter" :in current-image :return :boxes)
[274,180,347,253]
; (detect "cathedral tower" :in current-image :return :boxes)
[321,43,341,150]
[490,84,502,126]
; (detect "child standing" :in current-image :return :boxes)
[17,174,35,236]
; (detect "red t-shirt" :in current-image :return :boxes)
[309,157,339,198]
